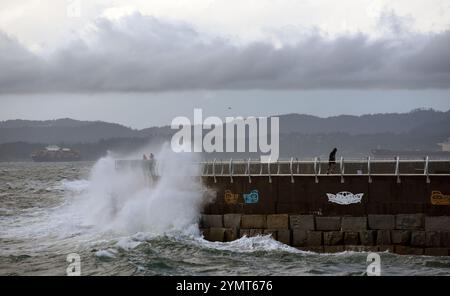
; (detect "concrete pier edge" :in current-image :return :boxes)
[200,214,450,256]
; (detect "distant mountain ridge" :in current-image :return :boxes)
[1,109,449,161]
[0,109,449,144]
[0,118,91,128]
[278,108,450,135]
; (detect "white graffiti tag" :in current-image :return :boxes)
[326,191,363,205]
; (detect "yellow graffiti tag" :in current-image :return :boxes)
[224,190,239,204]
[431,191,450,206]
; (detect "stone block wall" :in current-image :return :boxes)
[200,214,450,256]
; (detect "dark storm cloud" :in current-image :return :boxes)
[1,13,450,94]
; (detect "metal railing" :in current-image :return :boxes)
[114,157,450,184]
[200,157,450,184]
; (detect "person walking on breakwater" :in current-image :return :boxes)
[148,153,156,177]
[327,148,337,175]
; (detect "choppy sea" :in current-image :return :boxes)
[1,159,450,276]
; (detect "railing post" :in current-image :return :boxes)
[247,158,252,184]
[395,156,401,184]
[202,161,207,175]
[296,157,300,174]
[367,156,372,184]
[314,157,319,183]
[229,158,234,184]
[220,159,224,175]
[424,156,430,184]
[290,157,294,183]
[213,158,217,183]
[318,157,322,177]
[268,160,272,184]
[340,156,345,183]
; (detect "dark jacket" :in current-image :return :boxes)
[329,149,337,163]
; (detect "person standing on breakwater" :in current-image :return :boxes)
[327,148,337,175]
[148,153,156,177]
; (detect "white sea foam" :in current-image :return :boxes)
[193,235,305,254]
[58,179,90,193]
[73,143,213,236]
[95,249,118,258]
[60,144,317,255]
[1,143,345,257]
[115,237,142,251]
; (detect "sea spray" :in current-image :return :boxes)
[76,144,214,236]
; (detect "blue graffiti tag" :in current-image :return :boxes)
[243,190,259,204]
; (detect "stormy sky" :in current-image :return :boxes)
[1,0,450,128]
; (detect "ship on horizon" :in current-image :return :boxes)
[31,145,81,162]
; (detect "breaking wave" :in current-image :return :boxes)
[71,144,212,236]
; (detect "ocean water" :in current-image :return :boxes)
[1,157,450,276]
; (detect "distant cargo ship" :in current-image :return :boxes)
[31,145,81,162]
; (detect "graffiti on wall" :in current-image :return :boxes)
[224,190,239,204]
[224,189,260,204]
[431,191,450,206]
[327,191,363,205]
[244,190,259,204]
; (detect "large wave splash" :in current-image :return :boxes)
[75,144,214,236]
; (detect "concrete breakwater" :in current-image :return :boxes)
[115,159,450,255]
[200,174,450,256]
[202,175,450,216]
[200,214,450,256]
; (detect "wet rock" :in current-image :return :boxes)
[277,229,291,245]
[368,215,395,230]
[324,246,345,253]
[411,231,426,247]
[323,231,343,245]
[394,246,424,255]
[267,214,289,229]
[316,217,341,231]
[241,215,267,229]
[239,229,250,238]
[395,214,424,230]
[424,248,449,256]
[391,230,411,245]
[360,230,376,245]
[307,231,323,246]
[344,232,360,245]
[249,229,264,237]
[292,230,307,247]
[223,214,241,229]
[263,229,278,240]
[425,216,450,232]
[341,217,367,231]
[289,215,315,230]
[425,231,441,247]
[224,228,238,242]
[376,230,391,245]
[206,228,226,242]
[201,215,223,228]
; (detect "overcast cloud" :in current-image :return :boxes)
[0,11,449,94]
